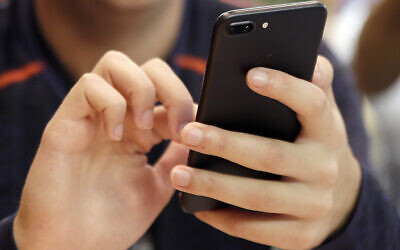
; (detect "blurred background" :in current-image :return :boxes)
[252,0,378,64]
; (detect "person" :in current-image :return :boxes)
[353,0,400,211]
[0,0,398,249]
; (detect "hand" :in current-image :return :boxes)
[13,52,195,250]
[170,56,362,249]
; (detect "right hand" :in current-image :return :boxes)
[13,51,195,250]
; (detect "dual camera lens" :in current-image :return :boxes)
[228,21,255,35]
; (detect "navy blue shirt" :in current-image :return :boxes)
[0,0,399,249]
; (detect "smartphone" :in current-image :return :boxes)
[180,1,327,213]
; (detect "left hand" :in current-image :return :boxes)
[170,56,362,249]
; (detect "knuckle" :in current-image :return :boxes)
[261,140,280,170]
[182,98,195,110]
[127,83,156,105]
[104,99,127,117]
[330,122,347,146]
[79,73,100,88]
[308,87,328,115]
[237,148,248,165]
[212,130,228,155]
[41,122,62,149]
[103,50,129,63]
[136,83,156,100]
[248,193,272,212]
[298,233,317,249]
[80,72,97,82]
[326,62,334,82]
[313,194,333,218]
[143,57,169,70]
[321,56,334,78]
[102,93,127,112]
[143,82,156,94]
[171,96,193,108]
[150,57,168,67]
[336,123,347,139]
[292,227,319,249]
[320,161,339,187]
[203,173,218,196]
[316,56,334,88]
[111,97,127,110]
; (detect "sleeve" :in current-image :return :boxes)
[0,215,18,250]
[315,44,400,249]
[315,162,400,249]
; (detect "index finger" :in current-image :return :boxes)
[180,122,335,182]
[142,58,194,141]
[246,65,333,139]
[92,51,156,130]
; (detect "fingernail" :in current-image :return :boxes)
[114,124,124,141]
[182,126,203,146]
[140,110,153,130]
[248,69,268,88]
[171,167,191,187]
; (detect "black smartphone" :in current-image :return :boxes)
[180,1,327,213]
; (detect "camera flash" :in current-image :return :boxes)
[262,22,269,29]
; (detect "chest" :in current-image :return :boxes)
[0,74,63,215]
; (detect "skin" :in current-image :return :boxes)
[13,0,362,249]
[14,53,195,250]
[35,0,184,78]
[171,56,361,249]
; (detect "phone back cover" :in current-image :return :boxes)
[180,2,327,213]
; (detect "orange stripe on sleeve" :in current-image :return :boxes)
[0,61,45,90]
[174,54,207,75]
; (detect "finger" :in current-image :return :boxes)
[155,143,189,186]
[58,73,127,141]
[127,104,197,152]
[92,51,156,130]
[153,104,198,140]
[170,165,328,218]
[312,56,336,107]
[179,122,335,182]
[195,208,320,250]
[153,106,170,139]
[246,66,333,139]
[129,104,197,151]
[142,58,194,141]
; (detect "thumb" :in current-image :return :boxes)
[154,142,189,193]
